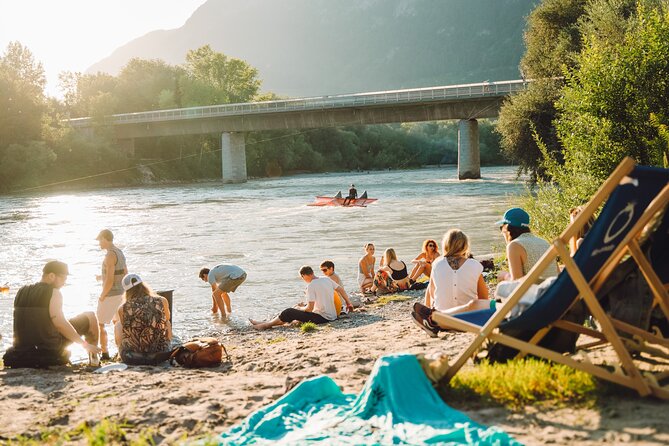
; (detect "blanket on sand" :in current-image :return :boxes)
[219,353,520,445]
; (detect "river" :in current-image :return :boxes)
[0,165,524,358]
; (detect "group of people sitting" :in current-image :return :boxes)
[3,206,571,368]
[357,240,440,295]
[411,207,575,337]
[3,261,174,367]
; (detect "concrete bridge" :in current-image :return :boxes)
[68,79,528,182]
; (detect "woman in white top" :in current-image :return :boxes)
[357,243,376,294]
[425,229,489,313]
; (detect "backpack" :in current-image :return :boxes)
[169,337,229,368]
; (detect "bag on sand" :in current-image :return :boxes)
[169,337,229,368]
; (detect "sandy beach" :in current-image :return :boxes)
[1,290,668,445]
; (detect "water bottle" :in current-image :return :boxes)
[0,282,9,296]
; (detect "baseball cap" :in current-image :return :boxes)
[495,208,530,228]
[96,229,113,241]
[43,260,69,276]
[122,273,143,291]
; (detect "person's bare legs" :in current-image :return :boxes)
[249,316,285,330]
[221,291,232,314]
[410,264,426,281]
[212,289,228,318]
[83,312,99,345]
[99,323,109,355]
[113,320,122,348]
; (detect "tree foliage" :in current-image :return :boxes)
[522,0,669,240]
[498,0,588,178]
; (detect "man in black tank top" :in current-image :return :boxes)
[3,261,102,368]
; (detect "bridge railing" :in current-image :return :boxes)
[67,79,528,128]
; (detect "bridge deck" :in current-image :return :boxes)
[67,79,527,128]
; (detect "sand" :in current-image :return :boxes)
[1,291,668,445]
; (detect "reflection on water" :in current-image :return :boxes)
[0,165,524,356]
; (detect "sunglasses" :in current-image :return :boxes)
[320,268,329,272]
[427,244,436,247]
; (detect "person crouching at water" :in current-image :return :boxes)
[199,264,247,318]
[114,274,172,365]
[3,261,102,367]
[249,265,351,330]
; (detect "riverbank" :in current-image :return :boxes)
[1,291,667,445]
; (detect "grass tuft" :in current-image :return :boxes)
[6,419,157,446]
[372,294,412,306]
[300,322,318,333]
[267,336,287,344]
[444,358,598,410]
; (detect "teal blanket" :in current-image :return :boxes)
[219,354,520,445]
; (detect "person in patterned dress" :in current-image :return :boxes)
[114,274,172,365]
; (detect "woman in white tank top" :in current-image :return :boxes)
[496,207,559,283]
[425,229,490,313]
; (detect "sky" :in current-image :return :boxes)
[0,0,207,97]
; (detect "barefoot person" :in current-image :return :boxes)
[199,264,247,318]
[96,229,127,361]
[3,261,102,367]
[249,265,351,330]
[409,239,440,282]
[357,243,376,294]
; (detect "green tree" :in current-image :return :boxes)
[522,0,669,240]
[183,45,261,105]
[497,0,588,178]
[0,41,46,147]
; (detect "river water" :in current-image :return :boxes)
[0,165,523,358]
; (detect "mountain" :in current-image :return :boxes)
[88,0,536,98]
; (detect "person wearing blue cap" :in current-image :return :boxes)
[496,208,559,283]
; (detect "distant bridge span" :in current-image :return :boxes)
[69,79,528,182]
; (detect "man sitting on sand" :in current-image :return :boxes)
[199,264,247,318]
[320,260,355,314]
[3,261,102,367]
[249,265,352,330]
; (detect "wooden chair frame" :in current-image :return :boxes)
[433,157,669,398]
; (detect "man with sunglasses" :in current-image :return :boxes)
[320,260,355,313]
[3,260,102,367]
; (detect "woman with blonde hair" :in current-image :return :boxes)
[424,229,489,311]
[371,248,411,294]
[409,239,440,282]
[412,229,490,337]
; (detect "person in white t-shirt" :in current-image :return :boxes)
[249,265,351,330]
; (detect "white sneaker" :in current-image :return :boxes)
[89,352,100,367]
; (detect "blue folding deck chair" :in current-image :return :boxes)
[432,157,669,398]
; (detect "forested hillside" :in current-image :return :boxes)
[89,0,535,97]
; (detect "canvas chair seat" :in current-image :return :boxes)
[432,157,669,399]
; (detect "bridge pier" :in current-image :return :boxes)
[457,119,480,180]
[221,132,247,183]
